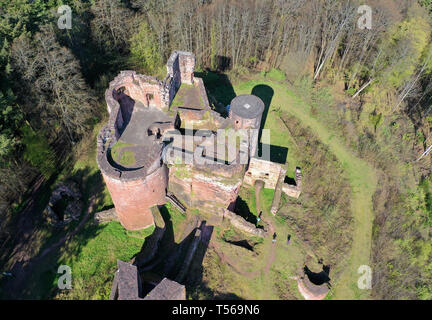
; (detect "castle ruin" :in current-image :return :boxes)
[97,51,301,231]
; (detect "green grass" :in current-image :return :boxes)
[171,83,195,107]
[234,76,378,299]
[262,68,286,82]
[171,92,185,107]
[56,221,154,299]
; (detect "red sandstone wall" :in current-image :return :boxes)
[179,54,195,84]
[102,166,168,230]
[168,168,241,213]
[126,83,163,109]
[191,176,240,211]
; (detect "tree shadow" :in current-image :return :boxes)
[215,55,232,72]
[0,166,112,299]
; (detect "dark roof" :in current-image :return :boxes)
[144,278,186,300]
[230,94,265,119]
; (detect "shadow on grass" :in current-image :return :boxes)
[136,206,242,300]
[234,196,258,225]
[252,84,288,164]
[195,70,236,114]
[304,265,331,286]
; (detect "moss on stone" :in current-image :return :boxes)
[110,140,136,167]
[173,165,193,179]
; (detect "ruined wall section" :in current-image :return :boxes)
[222,209,267,237]
[282,168,302,199]
[167,51,196,85]
[193,77,210,109]
[244,159,302,199]
[244,158,283,189]
[111,71,174,110]
[167,162,244,214]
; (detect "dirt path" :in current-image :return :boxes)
[262,81,377,299]
[234,79,377,299]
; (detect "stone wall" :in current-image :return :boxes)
[167,51,195,85]
[222,209,267,237]
[282,168,302,199]
[270,166,287,215]
[108,71,171,111]
[168,165,242,214]
[110,260,141,300]
[97,50,302,232]
[97,69,174,231]
[94,208,118,224]
[110,261,186,300]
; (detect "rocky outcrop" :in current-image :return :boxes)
[94,208,118,224]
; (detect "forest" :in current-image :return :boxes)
[1,0,432,299]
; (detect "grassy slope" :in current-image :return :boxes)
[56,222,154,300]
[234,77,377,299]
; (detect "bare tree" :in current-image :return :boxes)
[12,25,94,143]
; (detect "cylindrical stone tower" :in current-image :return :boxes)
[229,94,265,157]
[101,164,168,230]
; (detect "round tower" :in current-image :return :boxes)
[229,94,265,157]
